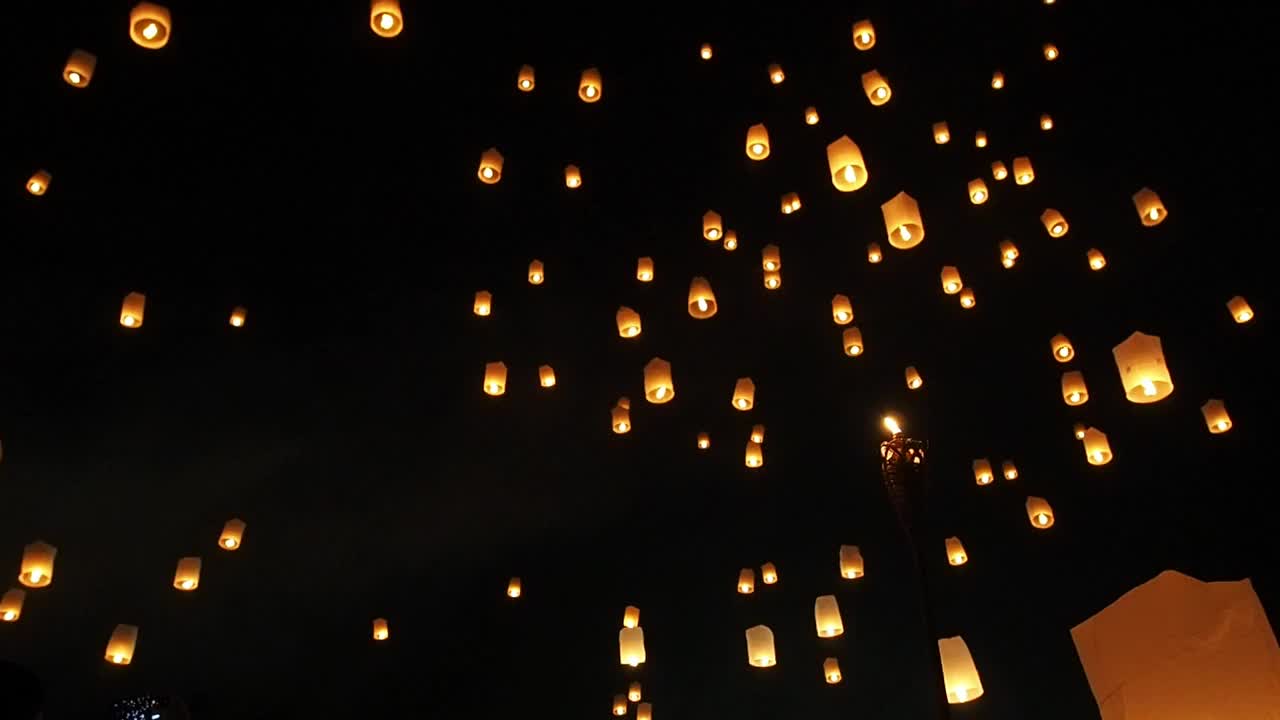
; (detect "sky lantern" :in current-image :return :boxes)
[697,432,711,449]
[991,70,1005,89]
[804,106,820,125]
[762,562,778,585]
[564,165,582,189]
[643,357,675,404]
[1050,334,1075,362]
[619,626,646,666]
[611,399,631,434]
[992,161,1009,181]
[1087,248,1107,271]
[19,541,56,588]
[1040,113,1055,131]
[1013,156,1035,185]
[723,230,739,251]
[688,277,718,318]
[477,148,503,184]
[959,288,976,309]
[814,595,845,637]
[940,266,963,294]
[738,568,756,594]
[852,19,876,49]
[219,519,246,550]
[862,70,891,105]
[517,64,535,91]
[824,657,843,684]
[702,211,723,241]
[119,292,146,328]
[506,577,522,598]
[839,545,865,578]
[369,0,402,37]
[612,695,628,716]
[974,130,988,148]
[173,557,201,591]
[1132,187,1168,226]
[1026,497,1055,529]
[939,636,984,703]
[1083,427,1113,465]
[483,362,507,396]
[616,307,642,338]
[623,606,640,629]
[229,306,247,327]
[768,63,785,84]
[761,244,781,271]
[636,257,654,282]
[933,122,951,144]
[832,295,854,325]
[369,618,391,641]
[538,365,556,388]
[130,2,171,48]
[700,43,713,60]
[968,179,989,204]
[746,124,771,160]
[745,440,764,468]
[750,424,765,444]
[63,49,97,87]
[1202,399,1232,433]
[905,366,923,390]
[867,243,883,263]
[999,239,1018,267]
[946,537,969,566]
[636,703,652,720]
[628,682,642,702]
[528,260,545,284]
[1042,209,1069,237]
[746,625,777,667]
[1113,331,1174,403]
[1,589,24,622]
[763,270,782,290]
[1002,460,1019,480]
[827,135,869,191]
[105,624,139,665]
[973,459,994,486]
[732,377,755,410]
[780,192,802,214]
[842,327,865,356]
[1062,371,1089,405]
[579,68,602,102]
[882,192,924,249]
[473,291,492,316]
[1227,296,1253,323]
[26,170,51,196]
[1043,43,1059,61]
[1073,422,1087,440]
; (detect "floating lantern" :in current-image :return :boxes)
[63,49,97,87]
[839,545,865,578]
[852,19,876,49]
[975,131,988,148]
[623,605,640,629]
[643,357,675,404]
[1013,156,1035,185]
[991,71,1005,89]
[763,270,782,290]
[1202,399,1232,433]
[106,624,139,665]
[968,179,989,205]
[612,400,631,434]
[564,165,582,189]
[616,307,642,338]
[1083,427,1112,465]
[992,161,1009,181]
[1002,460,1019,480]
[827,135,868,191]
[219,519,245,550]
[1026,497,1055,529]
[1227,296,1253,323]
[173,557,200,591]
[999,239,1018,267]
[959,288,976,309]
[483,362,507,396]
[805,106,820,125]
[507,577,522,598]
[1113,331,1173,403]
[933,122,951,144]
[882,192,924,249]
[738,568,756,594]
[130,2,171,48]
[612,695,628,716]
[119,292,146,328]
[1043,43,1059,61]
[636,703,652,720]
[1073,422,1087,440]
[1041,209,1069,237]
[905,366,923,390]
[628,682,642,702]
[750,424,765,444]
[702,211,723,241]
[229,306,247,327]
[579,68,602,102]
[528,260,545,284]
[373,618,389,640]
[688,277,718,318]
[1132,187,1167,226]
[945,537,968,566]
[867,243,883,263]
[369,0,402,38]
[19,541,56,588]
[26,170,51,196]
[517,64,535,91]
[862,70,891,105]
[538,365,556,388]
[745,440,764,468]
[1087,248,1107,270]
[940,266,963,294]
[634,257,654,282]
[824,657,843,684]
[473,291,492,316]
[1,589,23,622]
[780,192,802,214]
[761,244,781,271]
[477,148,503,184]
[768,63,785,84]
[700,43,713,60]
[746,625,777,667]
[842,327,864,356]
[723,230,738,251]
[746,124,771,160]
[832,295,854,325]
[939,636,984,703]
[762,562,778,584]
[973,459,994,486]
[619,627,646,666]
[814,595,844,637]
[1062,371,1089,405]
[732,377,755,410]
[697,432,711,449]
[1050,334,1075,362]
[1040,114,1054,131]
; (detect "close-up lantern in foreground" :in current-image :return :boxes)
[369,0,403,37]
[938,636,984,703]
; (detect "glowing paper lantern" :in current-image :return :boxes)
[746,625,777,667]
[564,165,582,189]
[867,243,883,263]
[1062,371,1089,406]
[700,43,713,60]
[732,377,755,410]
[1040,114,1055,131]
[975,131,988,148]
[1002,460,1019,480]
[723,230,738,251]
[832,295,854,325]
[840,545,864,578]
[120,292,146,328]
[517,64,535,91]
[619,626,646,666]
[746,124,771,160]
[635,257,655,282]
[1,589,24,622]
[939,636,984,703]
[1227,296,1253,323]
[745,440,764,468]
[940,266,963,294]
[483,361,507,396]
[1133,187,1168,226]
[968,179,989,205]
[26,170,51,196]
[842,327,864,356]
[804,106,820,125]
[946,537,968,566]
[1042,209,1069,237]
[219,519,245,550]
[814,595,844,637]
[1113,331,1173,403]
[768,63,785,84]
[827,135,868,191]
[1050,334,1075,362]
[1073,422,1087,440]
[762,562,778,584]
[750,424,765,444]
[612,695,627,716]
[824,657,843,684]
[992,161,1009,181]
[611,401,631,434]
[506,577,522,598]
[473,291,492,316]
[579,68,602,102]
[616,307,642,338]
[697,432,710,449]
[229,306,247,327]
[130,3,171,48]
[688,277,718,318]
[862,70,891,105]
[780,192,802,214]
[1087,248,1107,271]
[1202,399,1232,434]
[702,211,723,241]
[882,192,924,249]
[973,459,994,486]
[959,288,976,309]
[738,568,756,594]
[1013,156,1035,185]
[999,239,1019,267]
[1027,496,1055,528]
[1083,427,1113,465]
[852,20,876,49]
[373,618,389,640]
[528,260,545,284]
[905,366,923,390]
[63,49,97,87]
[616,606,640,631]
[991,71,1005,89]
[636,703,652,720]
[763,270,781,290]
[19,541,56,588]
[643,357,675,404]
[933,122,951,144]
[369,0,403,38]
[173,557,200,591]
[538,365,556,388]
[761,244,781,271]
[105,624,139,665]
[477,148,503,184]
[1043,43,1059,61]
[628,682,642,702]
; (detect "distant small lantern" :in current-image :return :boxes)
[579,68,602,102]
[1073,422,1087,440]
[968,179,989,205]
[130,2,172,48]
[1013,156,1035,185]
[940,266,963,294]
[507,577,522,598]
[1040,114,1054,131]
[939,636,984,703]
[483,361,507,396]
[612,695,628,716]
[19,541,56,588]
[702,211,723,241]
[832,295,854,325]
[643,357,675,404]
[991,71,1005,89]
[745,440,764,468]
[824,657,843,684]
[373,618,389,640]
[746,625,777,667]
[697,432,711,449]
[746,124,771,160]
[628,681,642,702]
[623,605,640,629]
[945,537,968,566]
[723,230,739,251]
[992,161,1009,181]
[842,327,864,357]
[173,557,201,591]
[814,595,845,637]
[700,43,713,60]
[1,589,24,622]
[538,365,556,388]
[1002,460,1019,480]
[763,270,782,290]
[1041,209,1069,237]
[63,49,97,87]
[780,192,802,214]
[26,170,51,196]
[636,703,653,720]
[827,135,869,191]
[839,544,865,578]
[861,70,891,105]
[619,626,646,666]
[1062,371,1089,405]
[974,131,988,148]
[852,19,876,49]
[564,165,582,189]
[761,244,782,271]
[688,277,718,318]
[804,106,820,125]
[369,0,402,38]
[517,64,535,91]
[905,366,923,390]
[1113,331,1173,403]
[105,624,139,665]
[229,306,247,327]
[1043,43,1059,61]
[611,400,631,435]
[738,568,756,594]
[933,122,951,144]
[1026,496,1055,529]
[999,239,1019,267]
[768,63,785,85]
[120,292,146,328]
[959,288,976,309]
[1227,296,1253,323]
[616,307,642,338]
[219,519,245,550]
[1202,399,1232,434]
[1050,334,1075,362]
[750,425,765,444]
[1087,248,1107,271]
[528,260,545,284]
[1083,427,1113,465]
[973,459,994,486]
[882,192,924,249]
[732,377,755,410]
[762,562,778,585]
[635,257,654,282]
[477,148,503,184]
[1132,187,1167,226]
[867,243,883,263]
[473,291,492,316]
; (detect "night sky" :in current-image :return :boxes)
[2,2,1275,718]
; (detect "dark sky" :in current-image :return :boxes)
[2,1,1276,718]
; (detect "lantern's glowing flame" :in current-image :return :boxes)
[883,416,901,435]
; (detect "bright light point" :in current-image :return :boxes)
[1020,174,1031,183]
[910,380,921,388]
[874,87,886,99]
[1003,259,1014,268]
[1092,451,1104,462]
[123,316,135,326]
[1037,513,1049,525]
[837,312,848,322]
[1148,209,1160,220]
[707,228,719,239]
[1217,421,1228,431]
[957,688,969,701]
[223,539,235,547]
[181,580,193,589]
[737,399,747,408]
[520,80,530,88]
[771,73,783,83]
[142,22,159,39]
[750,143,764,156]
[69,72,81,84]
[1140,379,1157,396]
[973,191,986,202]
[1053,223,1065,235]
[842,165,857,183]
[1058,347,1070,357]
[849,345,861,355]
[1239,311,1252,321]
[1069,392,1080,403]
[378,13,395,30]
[696,298,708,312]
[585,85,597,98]
[481,167,493,179]
[946,283,958,292]
[869,254,880,263]
[30,570,43,583]
[655,387,668,399]
[3,611,14,621]
[859,32,870,44]
[30,182,43,193]
[883,416,901,435]
[639,273,651,280]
